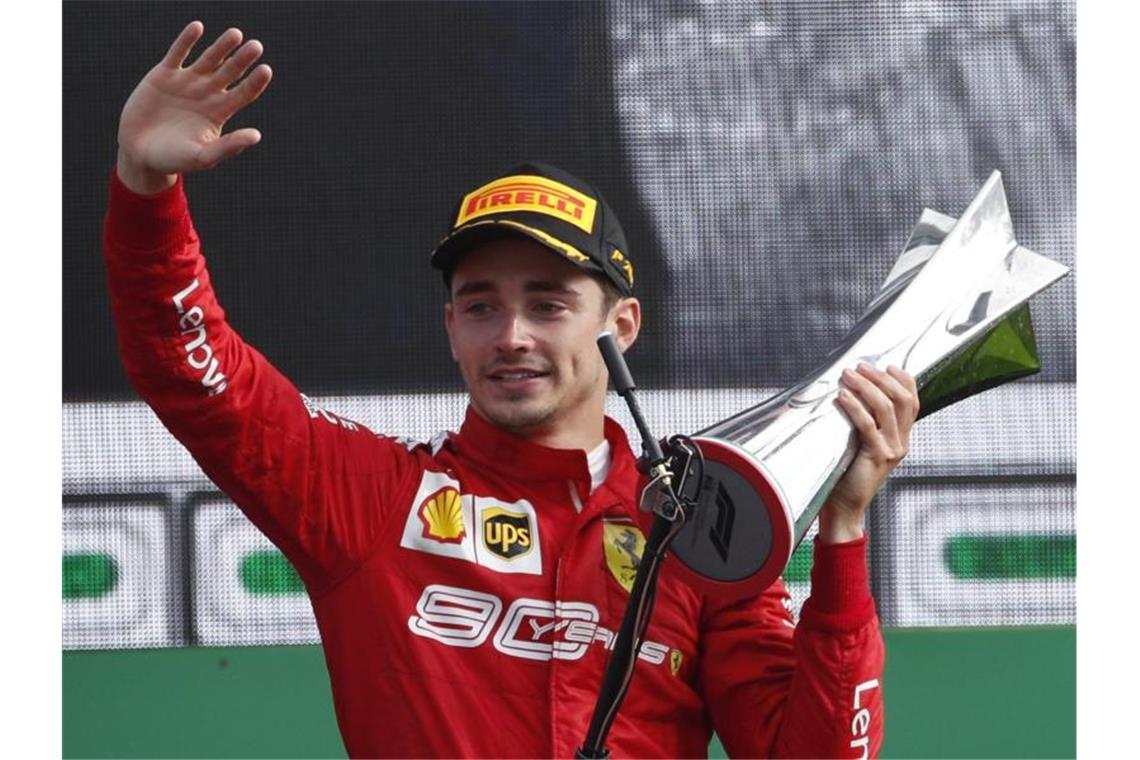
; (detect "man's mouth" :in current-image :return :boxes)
[487,368,551,382]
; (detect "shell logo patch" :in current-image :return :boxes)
[669,649,684,677]
[419,487,466,544]
[481,506,532,560]
[603,522,645,593]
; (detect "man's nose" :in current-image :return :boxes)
[493,313,535,353]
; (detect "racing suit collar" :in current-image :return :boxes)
[450,405,638,488]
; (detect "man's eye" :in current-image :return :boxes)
[463,303,492,315]
[533,302,567,314]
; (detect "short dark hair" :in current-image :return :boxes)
[596,275,623,317]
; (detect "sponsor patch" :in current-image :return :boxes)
[481,507,533,560]
[603,522,645,593]
[170,278,228,396]
[408,585,674,667]
[400,474,542,575]
[455,174,598,233]
[400,472,477,565]
[474,497,542,575]
[419,487,466,544]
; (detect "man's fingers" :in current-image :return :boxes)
[196,128,262,169]
[887,365,921,418]
[837,388,879,441]
[857,363,914,413]
[190,27,244,73]
[216,40,264,90]
[161,21,205,69]
[852,363,920,426]
[223,64,273,115]
[842,365,899,425]
[887,365,917,393]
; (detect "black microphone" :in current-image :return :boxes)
[597,330,635,394]
[596,332,665,467]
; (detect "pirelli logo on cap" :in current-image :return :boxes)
[456,175,598,234]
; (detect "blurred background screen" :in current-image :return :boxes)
[63,0,1074,756]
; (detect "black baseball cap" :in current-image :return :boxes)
[429,161,635,296]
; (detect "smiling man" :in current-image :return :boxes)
[105,22,918,759]
[436,167,641,451]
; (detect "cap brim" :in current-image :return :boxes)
[430,221,605,281]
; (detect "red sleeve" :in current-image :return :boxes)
[102,168,416,597]
[698,536,885,759]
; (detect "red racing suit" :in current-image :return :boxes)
[103,169,885,759]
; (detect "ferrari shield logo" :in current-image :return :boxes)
[669,649,683,677]
[603,522,645,593]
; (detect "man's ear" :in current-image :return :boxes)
[610,297,641,352]
[444,302,459,362]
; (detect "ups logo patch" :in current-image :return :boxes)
[481,507,533,560]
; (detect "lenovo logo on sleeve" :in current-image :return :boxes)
[171,278,227,396]
[849,678,879,759]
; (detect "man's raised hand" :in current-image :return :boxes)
[116,22,273,194]
[818,363,920,544]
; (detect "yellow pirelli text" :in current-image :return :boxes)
[457,175,598,233]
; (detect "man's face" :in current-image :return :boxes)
[444,237,636,438]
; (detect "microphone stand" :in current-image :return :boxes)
[576,333,703,759]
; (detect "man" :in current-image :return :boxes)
[106,22,919,758]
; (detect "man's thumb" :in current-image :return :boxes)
[197,128,262,169]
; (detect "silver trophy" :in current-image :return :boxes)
[662,171,1070,598]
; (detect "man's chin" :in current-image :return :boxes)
[476,398,558,433]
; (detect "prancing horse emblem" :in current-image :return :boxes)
[603,522,646,593]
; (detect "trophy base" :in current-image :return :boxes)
[666,437,794,600]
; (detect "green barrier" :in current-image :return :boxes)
[944,535,1076,580]
[878,626,1075,758]
[63,627,1074,759]
[239,550,306,596]
[63,553,119,600]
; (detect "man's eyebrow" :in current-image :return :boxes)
[453,280,495,298]
[523,280,581,297]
